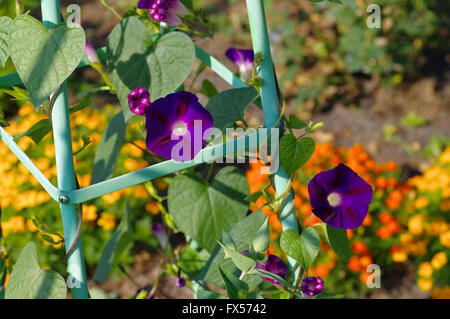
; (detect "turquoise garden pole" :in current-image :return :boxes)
[246,0,299,269]
[41,0,89,298]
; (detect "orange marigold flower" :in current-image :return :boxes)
[379,211,394,224]
[384,161,398,172]
[347,256,361,272]
[352,241,368,255]
[376,226,391,239]
[374,176,387,189]
[314,264,330,278]
[359,255,373,268]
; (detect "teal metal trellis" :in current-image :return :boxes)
[0,0,298,299]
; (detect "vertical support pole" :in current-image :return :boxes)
[41,0,89,299]
[246,0,299,263]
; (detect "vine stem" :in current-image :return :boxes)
[100,0,123,20]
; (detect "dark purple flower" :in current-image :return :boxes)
[261,255,287,285]
[84,40,99,63]
[301,276,324,297]
[151,223,167,249]
[307,163,373,229]
[145,91,213,161]
[139,0,189,26]
[225,48,254,79]
[128,87,151,116]
[176,276,186,288]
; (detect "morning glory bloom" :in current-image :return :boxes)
[138,0,189,26]
[84,40,99,63]
[145,91,213,161]
[301,276,324,297]
[225,48,254,79]
[261,255,287,285]
[128,87,151,116]
[176,276,186,288]
[151,223,168,249]
[308,163,373,229]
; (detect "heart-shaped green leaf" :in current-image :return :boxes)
[205,87,259,131]
[0,16,13,68]
[168,166,249,252]
[107,17,195,121]
[280,228,320,269]
[5,242,67,299]
[9,15,86,108]
[279,135,315,176]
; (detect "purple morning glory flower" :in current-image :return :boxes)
[128,87,151,116]
[151,223,168,249]
[301,276,324,297]
[138,0,189,26]
[176,276,186,288]
[225,48,254,79]
[84,40,99,63]
[261,255,287,285]
[145,91,213,161]
[307,163,373,229]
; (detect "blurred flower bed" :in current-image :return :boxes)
[246,142,450,298]
[1,103,449,298]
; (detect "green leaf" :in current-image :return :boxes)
[197,288,226,299]
[3,86,30,102]
[218,243,256,274]
[321,223,350,263]
[280,228,320,269]
[177,246,209,277]
[107,17,195,121]
[93,203,133,282]
[205,87,259,131]
[279,135,315,176]
[9,15,85,109]
[69,100,91,114]
[200,79,218,98]
[287,115,307,130]
[0,16,12,68]
[222,229,237,251]
[91,111,126,184]
[194,210,266,289]
[217,265,248,299]
[400,111,427,128]
[5,242,67,299]
[245,190,264,203]
[14,119,52,144]
[252,217,270,253]
[168,166,249,252]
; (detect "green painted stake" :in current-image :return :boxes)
[41,0,89,299]
[246,0,299,273]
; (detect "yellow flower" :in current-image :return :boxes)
[408,215,424,235]
[440,230,450,248]
[409,241,427,256]
[414,196,429,209]
[418,262,433,278]
[431,252,448,270]
[400,233,413,244]
[439,147,450,164]
[97,213,116,231]
[2,216,26,236]
[26,219,38,232]
[102,191,122,205]
[82,205,98,222]
[427,219,448,236]
[432,286,450,299]
[418,278,433,292]
[441,199,450,212]
[392,250,408,263]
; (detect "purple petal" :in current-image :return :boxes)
[138,0,154,9]
[308,163,373,229]
[128,87,151,116]
[145,91,213,161]
[84,40,99,63]
[261,255,287,285]
[301,276,324,297]
[151,223,167,248]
